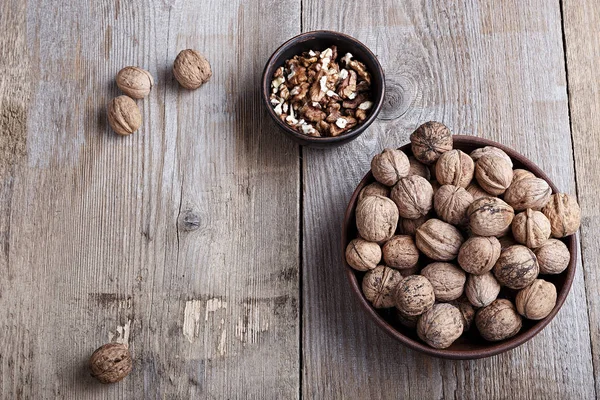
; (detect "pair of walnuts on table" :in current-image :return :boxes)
[107,49,212,136]
[347,121,581,349]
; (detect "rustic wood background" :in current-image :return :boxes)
[0,0,598,398]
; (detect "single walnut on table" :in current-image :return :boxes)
[89,343,133,384]
[116,66,154,99]
[107,95,142,136]
[173,49,212,90]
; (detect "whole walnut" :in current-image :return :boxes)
[358,182,390,202]
[542,193,581,238]
[396,309,420,329]
[397,214,429,235]
[470,146,513,167]
[394,275,435,316]
[493,245,539,289]
[173,49,212,89]
[408,156,431,180]
[107,95,142,136]
[390,175,433,219]
[382,235,419,270]
[458,236,501,275]
[450,297,475,331]
[345,239,381,271]
[355,195,398,243]
[512,169,536,184]
[504,177,552,211]
[434,185,474,225]
[475,155,513,195]
[416,219,464,261]
[362,265,403,308]
[421,262,466,301]
[534,239,570,274]
[468,197,514,237]
[465,272,501,308]
[410,121,453,165]
[511,209,551,249]
[90,343,133,384]
[515,279,557,320]
[116,66,154,99]
[371,148,410,186]
[466,181,489,200]
[435,150,474,188]
[417,303,463,349]
[475,299,522,341]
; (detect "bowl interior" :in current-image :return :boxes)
[342,135,577,359]
[262,31,385,145]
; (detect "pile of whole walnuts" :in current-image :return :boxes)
[346,121,581,349]
[270,46,373,137]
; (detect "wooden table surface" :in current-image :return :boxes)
[1,0,598,398]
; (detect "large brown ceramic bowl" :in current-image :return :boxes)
[342,135,577,359]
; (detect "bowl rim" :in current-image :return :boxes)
[261,30,386,144]
[341,135,578,360]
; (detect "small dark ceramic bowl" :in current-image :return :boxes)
[342,136,577,359]
[262,31,385,148]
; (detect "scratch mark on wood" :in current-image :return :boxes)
[204,298,227,322]
[108,319,131,346]
[183,300,202,343]
[218,329,226,356]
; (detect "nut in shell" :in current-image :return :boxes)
[345,239,381,271]
[358,182,390,202]
[470,146,513,167]
[355,195,398,243]
[542,193,581,238]
[173,49,212,90]
[475,154,513,195]
[458,236,501,275]
[450,297,475,331]
[468,197,514,237]
[515,279,557,320]
[417,303,463,349]
[466,181,489,200]
[394,275,435,316]
[416,219,464,261]
[511,209,551,249]
[116,66,154,99]
[107,95,142,136]
[410,121,453,165]
[475,299,522,342]
[89,343,133,384]
[408,156,431,180]
[512,169,536,184]
[382,235,419,270]
[421,262,466,301]
[390,175,434,219]
[362,265,403,308]
[504,177,552,211]
[534,238,570,274]
[434,185,474,226]
[465,272,501,308]
[493,245,539,289]
[435,149,474,188]
[371,148,410,186]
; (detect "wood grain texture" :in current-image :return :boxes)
[301,1,596,399]
[562,0,600,394]
[0,0,300,398]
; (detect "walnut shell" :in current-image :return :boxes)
[417,303,463,349]
[434,185,474,225]
[450,296,475,331]
[470,146,513,167]
[542,193,581,238]
[534,239,570,274]
[515,279,557,320]
[416,219,464,261]
[397,214,429,235]
[358,182,390,202]
[410,121,453,165]
[90,343,133,384]
[371,148,410,186]
[173,49,212,89]
[394,275,435,316]
[465,272,501,308]
[382,235,419,270]
[107,95,142,136]
[493,245,539,289]
[504,177,552,211]
[355,195,398,243]
[390,175,434,219]
[435,150,474,188]
[362,265,403,308]
[475,155,513,195]
[116,66,154,99]
[466,181,489,200]
[345,239,381,271]
[468,197,515,237]
[511,209,551,249]
[421,262,466,301]
[475,299,522,341]
[408,156,431,180]
[512,169,536,184]
[458,236,501,275]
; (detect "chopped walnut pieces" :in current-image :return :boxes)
[270,46,373,137]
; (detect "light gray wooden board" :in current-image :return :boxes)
[301,1,596,399]
[563,0,600,394]
[0,0,300,398]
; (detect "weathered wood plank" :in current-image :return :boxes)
[562,0,600,394]
[0,0,300,397]
[301,1,595,399]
